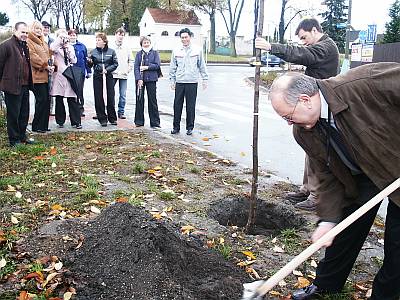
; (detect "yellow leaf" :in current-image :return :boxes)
[154,166,162,170]
[15,191,22,198]
[273,245,285,253]
[295,277,310,288]
[42,272,58,288]
[51,204,64,211]
[185,160,195,164]
[237,260,256,267]
[241,250,256,260]
[201,137,210,141]
[6,185,16,192]
[180,225,195,235]
[11,216,19,224]
[268,290,282,296]
[50,147,57,155]
[150,212,163,220]
[219,237,225,244]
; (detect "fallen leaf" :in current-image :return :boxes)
[50,147,57,155]
[51,162,57,168]
[278,280,287,287]
[34,156,45,160]
[180,225,195,235]
[0,258,6,269]
[269,290,282,296]
[11,215,19,224]
[54,261,63,271]
[241,250,256,260]
[240,151,246,157]
[273,245,285,253]
[150,212,163,220]
[185,160,195,164]
[219,237,225,244]
[42,272,58,288]
[116,197,128,203]
[63,292,73,300]
[6,185,16,192]
[237,260,256,267]
[366,289,372,298]
[355,283,369,291]
[51,204,64,211]
[201,137,210,141]
[90,206,101,214]
[310,260,318,268]
[271,237,277,243]
[18,291,28,300]
[292,270,303,276]
[15,191,22,198]
[295,277,310,288]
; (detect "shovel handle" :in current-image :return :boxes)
[255,178,400,296]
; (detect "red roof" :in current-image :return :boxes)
[147,8,201,25]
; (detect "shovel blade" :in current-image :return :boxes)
[242,281,265,300]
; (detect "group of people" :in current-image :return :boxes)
[255,18,399,300]
[0,22,208,146]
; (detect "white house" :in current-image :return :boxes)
[138,8,204,50]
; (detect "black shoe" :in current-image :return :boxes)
[75,124,82,129]
[100,123,107,127]
[110,121,117,125]
[292,284,321,300]
[171,129,180,134]
[287,191,310,203]
[57,124,64,128]
[118,114,126,119]
[186,129,193,135]
[93,116,98,120]
[33,129,46,133]
[151,125,161,129]
[46,128,51,132]
[22,138,35,145]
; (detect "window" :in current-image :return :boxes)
[161,31,168,36]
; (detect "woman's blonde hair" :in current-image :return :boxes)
[30,20,43,33]
[55,28,68,37]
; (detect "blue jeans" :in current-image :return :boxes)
[113,78,127,115]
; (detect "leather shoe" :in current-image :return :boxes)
[186,129,193,135]
[292,284,321,300]
[287,190,310,203]
[171,129,180,134]
[118,114,126,119]
[295,197,317,211]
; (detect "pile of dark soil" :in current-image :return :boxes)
[66,203,248,300]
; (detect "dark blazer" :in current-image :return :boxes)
[134,49,161,82]
[0,35,33,94]
[293,62,400,222]
[89,46,118,79]
[271,34,339,79]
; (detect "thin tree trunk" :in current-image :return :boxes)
[245,0,264,233]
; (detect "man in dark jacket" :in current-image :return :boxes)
[0,22,34,146]
[256,18,339,211]
[268,63,400,300]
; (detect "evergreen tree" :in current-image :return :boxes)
[0,12,9,26]
[383,0,400,43]
[319,0,347,52]
[128,0,159,35]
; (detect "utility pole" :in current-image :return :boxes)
[344,0,352,59]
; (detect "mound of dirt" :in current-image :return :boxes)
[66,203,248,300]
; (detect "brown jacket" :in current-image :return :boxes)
[0,35,33,95]
[293,62,400,222]
[27,32,50,84]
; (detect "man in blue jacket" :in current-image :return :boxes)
[68,29,91,117]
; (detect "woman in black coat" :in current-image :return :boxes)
[87,32,118,127]
[134,36,161,128]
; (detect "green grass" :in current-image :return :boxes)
[29,262,43,273]
[146,181,159,193]
[278,228,302,254]
[159,189,176,200]
[154,51,249,63]
[132,162,146,174]
[189,166,201,174]
[79,175,100,200]
[215,243,232,260]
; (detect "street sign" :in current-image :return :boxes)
[358,30,367,44]
[336,23,347,29]
[366,24,377,43]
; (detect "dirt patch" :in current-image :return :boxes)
[208,197,306,236]
[37,203,245,300]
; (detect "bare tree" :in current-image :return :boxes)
[70,0,84,30]
[278,0,307,43]
[50,0,65,28]
[218,0,245,57]
[12,0,52,21]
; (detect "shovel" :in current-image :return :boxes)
[242,178,400,300]
[102,66,107,103]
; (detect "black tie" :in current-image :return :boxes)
[319,117,362,175]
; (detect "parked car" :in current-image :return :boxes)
[248,53,285,67]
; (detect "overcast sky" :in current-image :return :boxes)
[4,0,394,40]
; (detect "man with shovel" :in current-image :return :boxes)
[265,63,400,300]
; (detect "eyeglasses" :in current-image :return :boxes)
[281,100,299,123]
